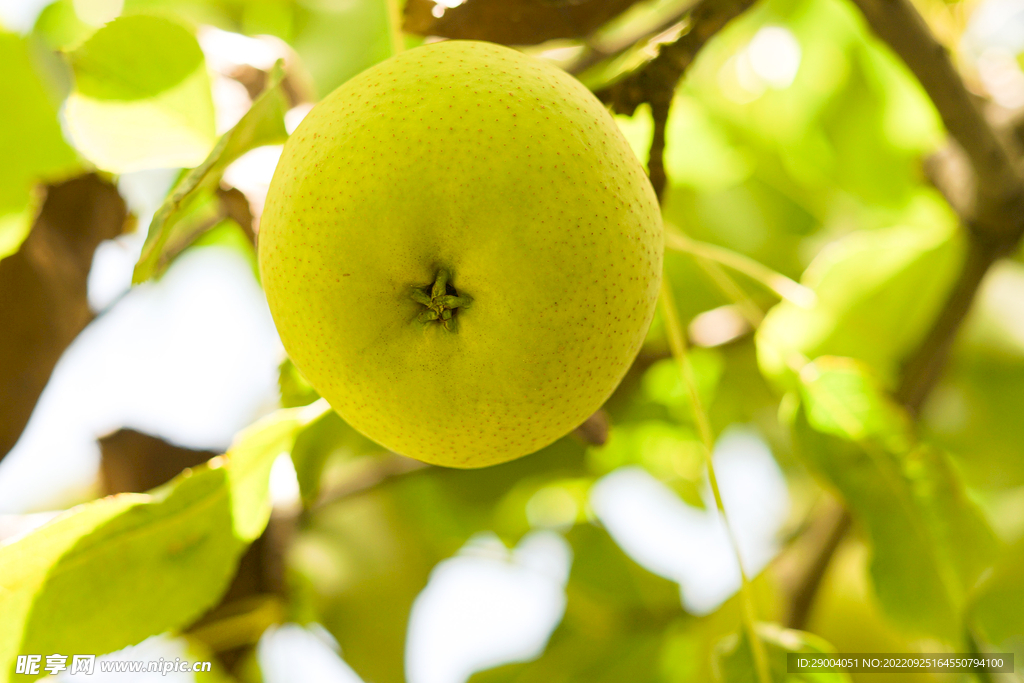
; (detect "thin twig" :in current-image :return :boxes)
[775,498,851,630]
[387,0,405,56]
[660,281,772,683]
[596,0,757,197]
[665,226,816,308]
[568,3,694,75]
[895,237,1001,412]
[690,257,765,328]
[311,454,428,511]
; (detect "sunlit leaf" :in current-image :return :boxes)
[132,63,288,283]
[790,405,999,640]
[64,14,216,172]
[227,401,330,542]
[0,29,79,259]
[798,356,911,452]
[757,213,964,389]
[279,357,320,409]
[2,469,243,682]
[0,403,326,680]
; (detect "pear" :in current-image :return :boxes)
[259,40,662,467]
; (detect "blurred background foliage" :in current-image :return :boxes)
[1,0,1024,681]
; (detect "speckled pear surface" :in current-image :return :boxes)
[258,40,662,468]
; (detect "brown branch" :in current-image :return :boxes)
[567,4,696,76]
[850,0,1024,245]
[778,500,852,630]
[895,238,1002,411]
[595,0,757,197]
[0,175,130,462]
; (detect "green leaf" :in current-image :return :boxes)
[714,623,850,683]
[0,29,79,258]
[10,469,244,680]
[587,421,706,507]
[64,14,216,172]
[132,62,289,283]
[790,402,999,640]
[642,349,725,424]
[969,536,1024,648]
[279,357,320,408]
[798,356,911,452]
[226,401,331,542]
[756,213,964,390]
[613,104,653,172]
[0,402,327,681]
[291,410,382,506]
[31,0,94,51]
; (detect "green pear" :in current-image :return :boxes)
[259,40,662,468]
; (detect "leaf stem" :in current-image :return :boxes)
[659,280,772,683]
[665,224,816,308]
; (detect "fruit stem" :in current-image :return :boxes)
[659,280,773,683]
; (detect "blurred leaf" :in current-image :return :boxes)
[923,262,1024,489]
[642,348,725,423]
[279,357,320,408]
[32,0,94,51]
[969,536,1024,648]
[133,63,288,283]
[404,0,642,45]
[714,622,850,682]
[798,356,911,452]
[564,522,681,615]
[64,14,216,172]
[664,95,755,191]
[0,29,80,259]
[470,524,678,683]
[301,486,438,683]
[291,0,396,98]
[291,411,382,506]
[757,214,964,390]
[790,403,999,640]
[0,403,325,679]
[587,422,705,507]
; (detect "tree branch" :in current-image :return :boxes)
[850,0,1024,245]
[778,499,852,630]
[595,0,757,198]
[895,237,1001,411]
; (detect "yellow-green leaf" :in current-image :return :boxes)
[132,62,289,284]
[64,15,216,172]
